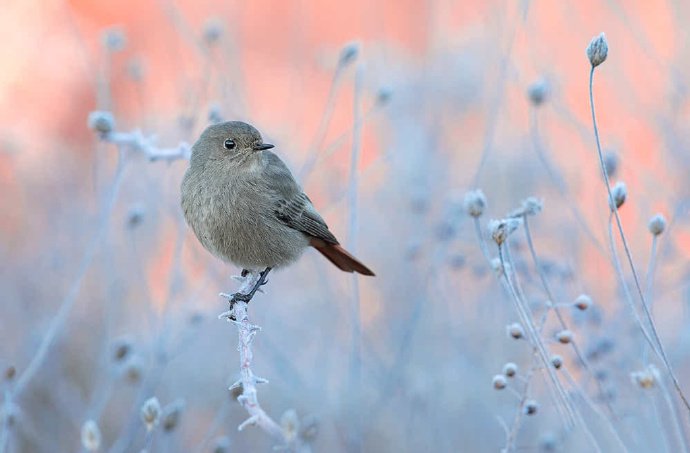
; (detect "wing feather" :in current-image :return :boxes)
[263,151,339,245]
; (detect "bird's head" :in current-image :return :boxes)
[190,121,274,169]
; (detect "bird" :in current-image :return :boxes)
[181,121,374,302]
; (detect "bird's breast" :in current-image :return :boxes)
[181,169,308,269]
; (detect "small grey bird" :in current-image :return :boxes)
[181,121,374,301]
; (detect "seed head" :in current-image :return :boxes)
[510,197,543,218]
[648,214,666,236]
[208,103,223,124]
[586,33,608,67]
[556,329,573,344]
[81,420,102,452]
[111,337,133,362]
[574,294,592,311]
[0,403,18,428]
[127,58,145,82]
[463,189,487,218]
[502,362,518,378]
[489,218,522,246]
[550,355,563,369]
[299,414,319,442]
[631,365,660,389]
[507,322,525,340]
[609,182,627,210]
[102,27,126,52]
[603,151,619,177]
[376,86,393,105]
[162,399,185,432]
[339,42,360,66]
[492,374,507,390]
[127,203,146,229]
[88,111,115,136]
[141,397,161,431]
[4,366,15,382]
[123,355,144,383]
[523,399,539,415]
[281,409,300,441]
[527,79,549,106]
[203,18,224,44]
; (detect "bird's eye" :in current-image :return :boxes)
[224,139,236,150]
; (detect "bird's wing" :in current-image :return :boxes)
[275,192,339,244]
[264,151,339,245]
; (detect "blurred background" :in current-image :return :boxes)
[3,0,690,451]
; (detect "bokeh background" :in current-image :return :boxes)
[3,0,690,452]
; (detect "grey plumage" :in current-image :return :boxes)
[181,121,374,276]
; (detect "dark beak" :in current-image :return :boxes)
[253,143,275,151]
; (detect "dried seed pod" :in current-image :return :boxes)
[556,330,573,344]
[141,397,161,431]
[523,399,539,415]
[81,420,101,452]
[493,374,507,390]
[648,214,667,236]
[463,189,487,218]
[507,323,525,340]
[502,362,518,378]
[574,294,592,311]
[586,33,608,67]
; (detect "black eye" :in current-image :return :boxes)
[224,139,236,150]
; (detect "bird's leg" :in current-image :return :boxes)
[228,267,272,306]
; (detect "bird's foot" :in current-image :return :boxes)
[219,267,272,320]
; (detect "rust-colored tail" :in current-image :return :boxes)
[310,239,375,276]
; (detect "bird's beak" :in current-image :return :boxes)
[253,143,275,151]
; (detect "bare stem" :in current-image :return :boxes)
[14,151,127,398]
[589,66,690,413]
[218,272,288,447]
[498,244,576,427]
[522,217,617,419]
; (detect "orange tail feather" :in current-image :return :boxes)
[310,240,375,276]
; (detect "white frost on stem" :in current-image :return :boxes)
[218,272,310,452]
[102,131,191,162]
[88,111,191,162]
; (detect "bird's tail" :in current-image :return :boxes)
[310,240,375,276]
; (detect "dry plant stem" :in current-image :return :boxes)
[503,243,598,444]
[645,235,659,314]
[471,2,525,186]
[498,245,577,427]
[643,235,689,451]
[13,151,127,398]
[642,235,659,366]
[474,218,571,432]
[503,310,548,453]
[298,56,352,178]
[560,369,626,453]
[529,109,606,255]
[219,272,287,445]
[304,104,381,180]
[522,217,616,417]
[589,66,690,413]
[0,391,11,453]
[606,215,658,356]
[346,61,364,451]
[102,131,191,162]
[658,377,690,453]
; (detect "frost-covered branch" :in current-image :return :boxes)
[88,111,191,162]
[219,272,312,452]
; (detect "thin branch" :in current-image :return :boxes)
[218,272,310,452]
[589,66,690,412]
